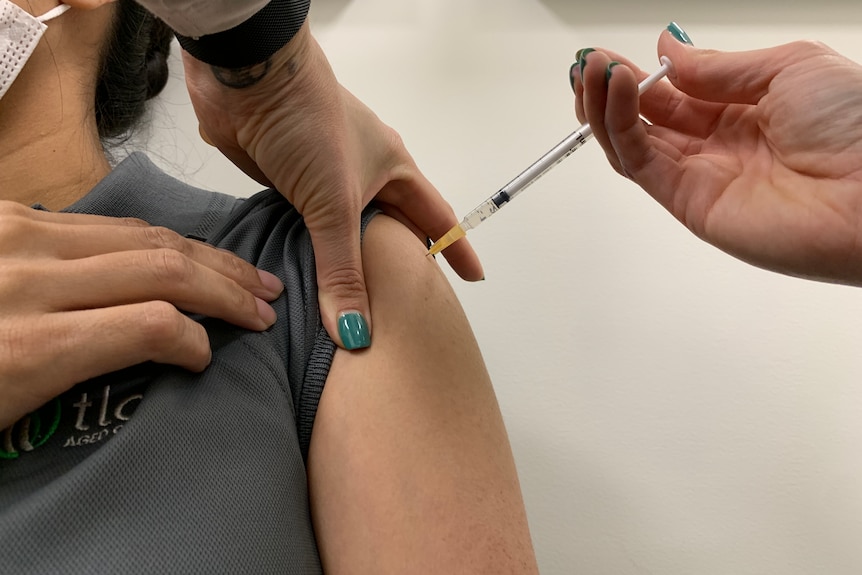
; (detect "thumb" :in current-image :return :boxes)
[306,210,373,351]
[658,29,803,106]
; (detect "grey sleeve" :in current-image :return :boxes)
[293,206,380,459]
[205,189,382,461]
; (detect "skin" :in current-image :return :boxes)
[0,0,282,429]
[30,0,484,350]
[181,12,485,350]
[311,215,538,574]
[2,2,539,570]
[574,31,862,286]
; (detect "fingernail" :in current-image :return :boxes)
[577,48,595,81]
[338,311,371,350]
[256,297,277,328]
[569,62,579,91]
[667,22,693,45]
[257,269,284,297]
[605,61,620,84]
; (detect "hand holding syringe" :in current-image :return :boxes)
[427,56,674,256]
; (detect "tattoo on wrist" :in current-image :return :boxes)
[210,59,273,89]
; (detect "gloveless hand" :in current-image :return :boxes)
[575,31,862,285]
[0,202,283,429]
[181,21,483,350]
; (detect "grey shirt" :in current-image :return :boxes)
[0,153,375,574]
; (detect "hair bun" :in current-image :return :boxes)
[145,22,173,100]
[96,0,174,141]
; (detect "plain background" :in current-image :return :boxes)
[141,1,862,573]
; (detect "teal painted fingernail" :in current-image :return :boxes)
[667,22,693,45]
[605,61,620,83]
[569,62,579,91]
[338,311,370,350]
[578,48,595,80]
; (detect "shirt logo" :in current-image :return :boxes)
[0,386,143,459]
[63,386,143,448]
[1,398,61,460]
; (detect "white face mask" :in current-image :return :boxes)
[0,1,70,100]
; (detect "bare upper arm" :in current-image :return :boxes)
[307,214,538,574]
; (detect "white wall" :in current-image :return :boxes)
[145,1,862,573]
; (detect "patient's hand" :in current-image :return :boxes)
[0,202,283,429]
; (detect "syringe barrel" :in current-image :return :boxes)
[462,199,500,230]
[499,125,593,204]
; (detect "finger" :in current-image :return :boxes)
[580,49,626,176]
[198,123,215,146]
[17,251,277,331]
[6,303,213,413]
[375,201,484,283]
[376,175,484,282]
[205,127,275,188]
[572,57,586,124]
[656,32,826,106]
[603,62,687,212]
[635,77,728,142]
[305,202,373,351]
[571,46,725,145]
[0,200,149,227]
[587,49,716,140]
[22,220,284,301]
[373,203,425,241]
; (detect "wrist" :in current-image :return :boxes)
[207,20,313,90]
[175,0,311,69]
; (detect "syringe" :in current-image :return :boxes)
[427,56,673,257]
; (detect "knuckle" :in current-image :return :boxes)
[137,301,186,351]
[0,201,29,219]
[227,267,256,302]
[184,325,212,371]
[118,217,150,227]
[0,320,40,380]
[146,248,195,285]
[382,127,406,156]
[231,286,258,318]
[306,198,361,239]
[795,39,825,52]
[136,301,210,368]
[141,226,187,253]
[211,262,256,314]
[789,40,836,61]
[0,261,33,300]
[0,214,34,248]
[219,249,253,282]
[320,266,366,301]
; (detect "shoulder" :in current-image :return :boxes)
[308,214,539,573]
[357,213,481,367]
[363,214,463,316]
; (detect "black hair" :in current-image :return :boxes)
[95,0,173,142]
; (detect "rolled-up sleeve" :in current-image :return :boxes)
[136,0,269,37]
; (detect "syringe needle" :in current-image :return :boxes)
[427,56,673,257]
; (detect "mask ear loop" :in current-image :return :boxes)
[37,4,71,24]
